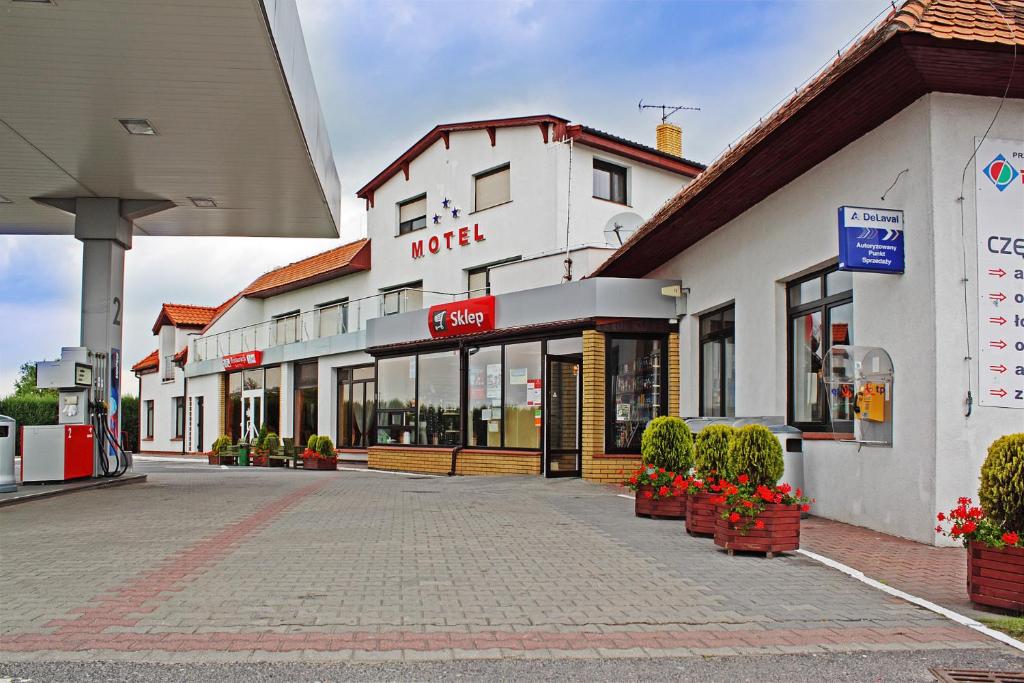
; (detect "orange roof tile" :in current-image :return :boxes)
[893,0,1023,46]
[241,238,371,299]
[151,303,220,334]
[131,349,159,374]
[173,346,188,365]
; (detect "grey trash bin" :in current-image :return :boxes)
[0,415,17,493]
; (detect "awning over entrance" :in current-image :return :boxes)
[366,278,684,351]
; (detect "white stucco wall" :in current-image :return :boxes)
[647,92,1023,544]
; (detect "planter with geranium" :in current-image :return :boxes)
[687,424,735,536]
[623,417,694,519]
[208,435,232,465]
[936,434,1023,612]
[301,434,338,471]
[712,424,812,557]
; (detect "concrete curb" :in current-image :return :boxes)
[0,473,147,509]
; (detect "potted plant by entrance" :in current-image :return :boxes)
[936,434,1024,612]
[686,424,735,536]
[301,435,338,471]
[251,424,270,467]
[713,424,812,557]
[208,435,232,465]
[624,417,694,519]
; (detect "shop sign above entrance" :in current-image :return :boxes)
[428,296,496,339]
[222,351,263,371]
[837,206,905,274]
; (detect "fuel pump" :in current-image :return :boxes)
[21,347,130,482]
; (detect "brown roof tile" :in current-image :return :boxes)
[241,238,370,299]
[131,349,159,373]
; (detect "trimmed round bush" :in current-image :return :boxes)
[316,435,336,458]
[727,424,784,488]
[979,433,1024,534]
[694,424,736,480]
[640,416,694,473]
[307,434,318,451]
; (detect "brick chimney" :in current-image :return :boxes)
[656,122,682,157]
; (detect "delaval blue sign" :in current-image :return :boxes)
[838,206,905,274]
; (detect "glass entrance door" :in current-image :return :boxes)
[240,389,263,444]
[545,355,581,477]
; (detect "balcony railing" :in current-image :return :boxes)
[191,288,463,363]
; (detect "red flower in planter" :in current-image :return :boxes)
[728,512,741,523]
[629,475,638,485]
[937,512,946,522]
[755,520,765,530]
[801,504,810,512]
[711,495,727,505]
[737,473,749,485]
[1003,532,1020,545]
[658,486,670,497]
[643,490,654,499]
[742,500,754,509]
[962,520,977,534]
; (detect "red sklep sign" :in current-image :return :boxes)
[222,350,263,371]
[428,296,496,339]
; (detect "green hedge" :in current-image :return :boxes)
[0,394,58,453]
[121,395,139,453]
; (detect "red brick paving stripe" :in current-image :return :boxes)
[0,625,991,654]
[40,478,332,636]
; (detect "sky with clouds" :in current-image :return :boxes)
[0,0,892,395]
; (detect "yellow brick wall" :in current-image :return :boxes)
[581,330,611,481]
[368,446,452,475]
[456,450,541,476]
[668,331,680,417]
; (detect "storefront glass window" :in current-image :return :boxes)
[293,361,318,448]
[376,356,416,445]
[468,346,502,447]
[338,366,375,449]
[700,306,735,417]
[788,266,854,431]
[417,351,461,446]
[608,337,664,452]
[504,342,542,448]
[264,366,281,435]
[226,371,242,443]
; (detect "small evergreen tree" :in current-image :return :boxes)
[316,435,335,458]
[979,433,1024,535]
[694,424,736,480]
[640,416,694,473]
[727,424,784,488]
[307,434,318,451]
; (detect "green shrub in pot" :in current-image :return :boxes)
[694,424,736,480]
[979,433,1024,535]
[640,416,694,473]
[727,424,783,488]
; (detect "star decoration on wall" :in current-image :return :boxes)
[441,198,451,209]
[432,214,441,224]
[451,208,460,218]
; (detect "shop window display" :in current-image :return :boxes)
[608,337,664,451]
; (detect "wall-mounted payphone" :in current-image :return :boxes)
[823,345,894,447]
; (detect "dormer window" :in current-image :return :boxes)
[398,194,427,235]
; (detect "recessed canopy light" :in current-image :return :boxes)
[0,194,11,204]
[189,197,217,208]
[118,118,157,135]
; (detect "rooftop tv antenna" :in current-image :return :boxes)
[638,100,700,123]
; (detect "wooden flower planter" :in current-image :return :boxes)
[968,541,1024,612]
[301,456,338,471]
[207,453,220,465]
[251,452,270,467]
[685,491,718,536]
[714,503,801,558]
[634,485,686,519]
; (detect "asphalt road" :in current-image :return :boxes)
[2,650,1023,682]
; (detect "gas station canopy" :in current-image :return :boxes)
[0,0,340,238]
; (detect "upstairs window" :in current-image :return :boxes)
[398,194,427,235]
[474,164,510,211]
[382,281,423,316]
[317,299,348,338]
[593,159,627,204]
[467,266,489,297]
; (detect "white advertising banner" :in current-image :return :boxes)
[976,137,1024,408]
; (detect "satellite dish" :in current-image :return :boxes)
[603,212,643,246]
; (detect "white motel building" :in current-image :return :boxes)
[134,0,1022,545]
